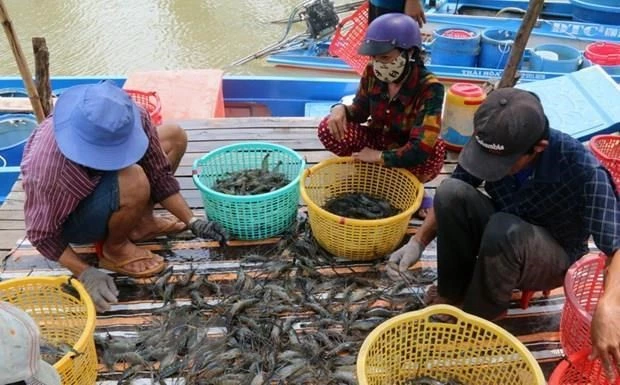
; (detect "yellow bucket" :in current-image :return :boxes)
[0,276,98,385]
[300,157,423,260]
[357,305,545,385]
[441,82,486,152]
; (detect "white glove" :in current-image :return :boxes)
[78,267,119,313]
[386,238,424,280]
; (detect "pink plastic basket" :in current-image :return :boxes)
[560,253,606,356]
[328,2,370,75]
[590,135,620,191]
[125,89,163,126]
[549,349,620,385]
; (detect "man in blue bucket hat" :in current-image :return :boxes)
[388,88,620,377]
[21,81,227,313]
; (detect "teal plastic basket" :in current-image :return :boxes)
[192,142,305,240]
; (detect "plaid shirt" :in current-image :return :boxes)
[21,110,180,261]
[452,129,620,262]
[348,64,444,168]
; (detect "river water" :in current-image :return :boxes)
[0,0,356,77]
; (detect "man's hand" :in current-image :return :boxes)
[405,0,426,27]
[327,104,348,142]
[78,267,119,313]
[590,293,620,380]
[386,238,424,280]
[352,147,383,164]
[190,218,228,246]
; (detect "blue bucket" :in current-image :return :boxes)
[479,29,518,69]
[569,0,620,25]
[530,44,582,73]
[0,113,38,167]
[431,27,481,67]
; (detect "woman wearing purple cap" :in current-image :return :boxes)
[318,13,444,225]
[20,81,227,313]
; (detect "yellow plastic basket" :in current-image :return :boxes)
[300,157,423,260]
[0,276,98,385]
[357,305,545,385]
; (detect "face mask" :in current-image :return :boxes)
[373,51,408,83]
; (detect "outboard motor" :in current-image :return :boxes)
[302,0,340,39]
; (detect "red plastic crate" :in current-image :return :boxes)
[549,349,620,385]
[560,253,606,356]
[590,134,620,191]
[125,89,163,126]
[328,1,370,75]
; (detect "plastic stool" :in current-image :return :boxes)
[520,289,551,310]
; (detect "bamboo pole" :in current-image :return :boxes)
[32,37,52,116]
[0,0,45,122]
[497,0,545,89]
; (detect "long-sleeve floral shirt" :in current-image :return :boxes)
[347,64,445,168]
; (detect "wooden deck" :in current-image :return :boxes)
[0,117,572,382]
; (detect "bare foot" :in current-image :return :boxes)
[415,207,429,220]
[129,216,186,242]
[424,285,463,307]
[102,241,164,275]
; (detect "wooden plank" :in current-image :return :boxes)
[185,128,320,142]
[185,138,328,152]
[0,230,24,251]
[176,116,322,130]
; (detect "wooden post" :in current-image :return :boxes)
[32,37,52,117]
[497,0,545,89]
[0,0,45,122]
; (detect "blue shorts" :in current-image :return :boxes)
[62,171,120,244]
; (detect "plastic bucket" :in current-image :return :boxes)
[432,27,481,67]
[584,41,620,75]
[479,29,518,69]
[569,0,620,24]
[530,44,582,73]
[0,114,38,166]
[441,83,486,152]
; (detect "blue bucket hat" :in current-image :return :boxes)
[53,81,148,171]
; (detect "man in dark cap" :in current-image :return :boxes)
[388,87,620,376]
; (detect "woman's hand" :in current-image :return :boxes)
[352,147,383,163]
[405,0,426,27]
[327,104,348,141]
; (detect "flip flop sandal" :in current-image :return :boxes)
[131,217,187,242]
[414,194,433,220]
[97,247,167,278]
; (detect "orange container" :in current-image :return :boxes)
[590,134,620,192]
[549,349,620,385]
[125,89,163,125]
[328,2,369,75]
[560,253,606,356]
